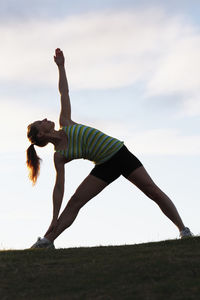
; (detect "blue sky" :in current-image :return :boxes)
[0,0,200,249]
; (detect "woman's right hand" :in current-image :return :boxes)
[54,48,65,66]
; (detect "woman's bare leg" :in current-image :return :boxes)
[45,175,108,242]
[126,166,185,232]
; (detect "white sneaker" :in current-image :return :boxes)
[180,227,193,239]
[30,237,55,249]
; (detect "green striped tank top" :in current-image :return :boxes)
[56,124,124,165]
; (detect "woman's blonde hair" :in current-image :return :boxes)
[26,124,47,185]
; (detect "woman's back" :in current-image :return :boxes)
[56,123,124,164]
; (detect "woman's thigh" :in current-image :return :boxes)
[71,174,109,208]
[126,166,158,195]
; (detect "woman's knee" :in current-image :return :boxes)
[142,184,162,202]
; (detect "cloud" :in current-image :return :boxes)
[0,99,59,153]
[145,33,200,117]
[130,128,200,155]
[179,96,200,117]
[89,120,200,155]
[1,8,200,116]
[1,97,199,156]
[146,36,200,96]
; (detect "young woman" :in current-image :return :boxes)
[27,48,192,249]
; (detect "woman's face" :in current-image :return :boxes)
[33,118,55,134]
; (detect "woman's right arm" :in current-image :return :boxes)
[52,152,65,221]
[44,152,65,237]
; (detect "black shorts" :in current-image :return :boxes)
[90,145,143,184]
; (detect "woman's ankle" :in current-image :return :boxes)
[44,234,54,243]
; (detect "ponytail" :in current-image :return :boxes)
[26,144,42,185]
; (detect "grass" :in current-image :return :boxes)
[0,237,200,300]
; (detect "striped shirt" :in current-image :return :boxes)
[56,124,124,165]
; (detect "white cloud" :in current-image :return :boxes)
[180,96,200,117]
[0,10,196,84]
[127,128,200,155]
[0,99,59,153]
[86,120,200,155]
[1,8,200,116]
[145,35,200,98]
[1,100,200,156]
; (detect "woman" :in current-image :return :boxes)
[27,48,192,249]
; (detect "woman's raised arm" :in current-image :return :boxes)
[54,48,72,126]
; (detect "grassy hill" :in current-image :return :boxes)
[0,237,200,300]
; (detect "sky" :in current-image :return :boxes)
[0,0,200,250]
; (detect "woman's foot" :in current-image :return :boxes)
[30,237,55,249]
[180,227,193,239]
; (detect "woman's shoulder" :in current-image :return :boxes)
[60,122,100,133]
[60,122,92,131]
[59,121,79,132]
[60,120,78,128]
[69,120,78,126]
